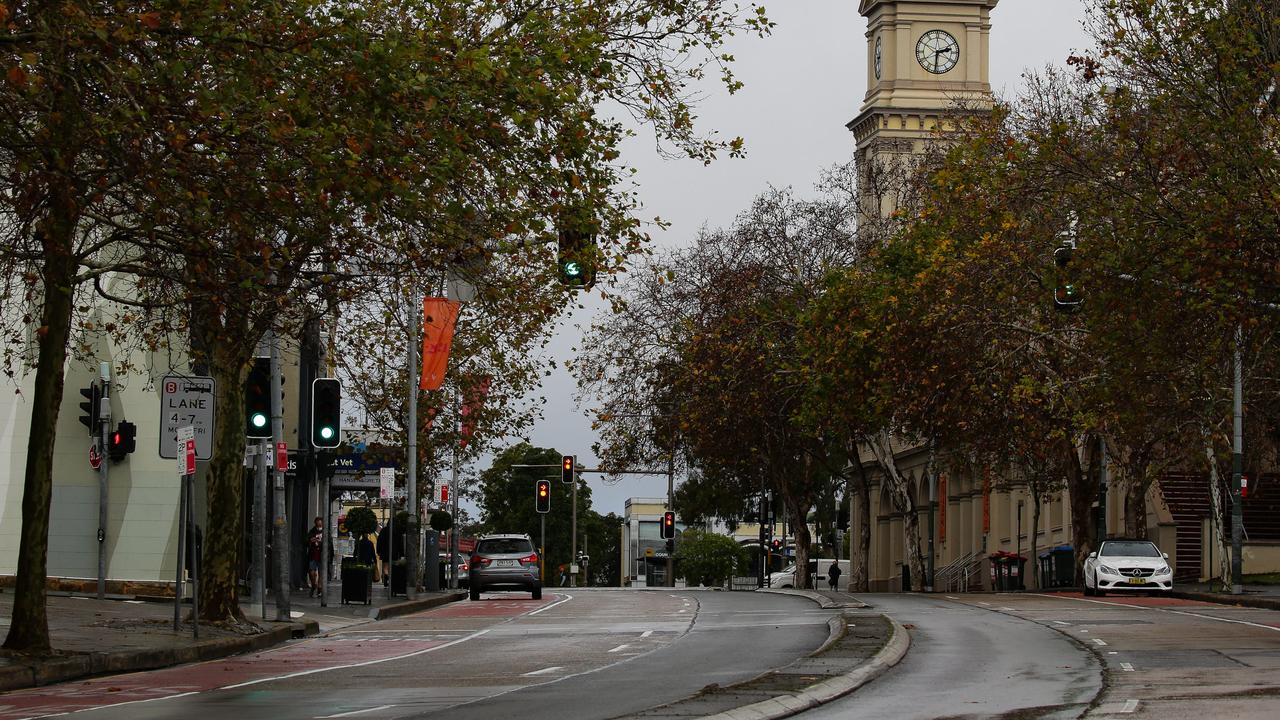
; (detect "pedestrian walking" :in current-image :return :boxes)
[306,517,324,597]
[376,525,390,586]
[827,562,842,591]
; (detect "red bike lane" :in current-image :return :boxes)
[0,593,562,720]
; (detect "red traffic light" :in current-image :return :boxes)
[660,511,675,539]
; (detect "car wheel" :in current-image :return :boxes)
[532,587,542,600]
[1094,573,1105,597]
[470,585,480,601]
[1083,578,1094,597]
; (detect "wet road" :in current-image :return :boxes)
[0,589,834,720]
[800,593,1101,720]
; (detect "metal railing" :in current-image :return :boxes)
[934,550,985,593]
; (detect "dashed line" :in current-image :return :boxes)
[1053,621,1070,626]
[522,666,564,676]
[316,705,396,719]
[1120,699,1139,713]
[946,595,958,599]
[608,644,630,653]
[1093,638,1108,646]
[999,607,1016,612]
[978,601,991,606]
[1120,662,1135,672]
[640,630,653,638]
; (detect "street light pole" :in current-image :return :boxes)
[405,293,419,599]
[1232,326,1244,594]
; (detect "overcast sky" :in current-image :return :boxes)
[468,1,1095,520]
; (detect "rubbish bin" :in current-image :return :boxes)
[1038,551,1052,589]
[1010,554,1025,591]
[989,554,1008,591]
[1050,545,1074,588]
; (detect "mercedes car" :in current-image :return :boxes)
[1083,538,1173,596]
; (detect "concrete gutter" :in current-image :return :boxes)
[757,587,869,609]
[369,591,466,620]
[700,616,911,720]
[0,619,318,693]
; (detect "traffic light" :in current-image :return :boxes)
[660,511,675,539]
[561,455,575,484]
[1053,241,1083,312]
[311,378,342,448]
[108,421,136,462]
[244,357,271,439]
[535,479,551,513]
[78,382,101,434]
[557,229,596,288]
[771,538,782,552]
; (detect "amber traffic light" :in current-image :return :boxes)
[536,479,550,513]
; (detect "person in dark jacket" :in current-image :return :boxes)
[827,562,843,591]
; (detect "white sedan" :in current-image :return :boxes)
[1083,538,1173,596]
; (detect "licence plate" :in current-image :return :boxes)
[496,560,518,568]
[1127,577,1145,585]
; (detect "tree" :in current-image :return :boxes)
[675,530,748,587]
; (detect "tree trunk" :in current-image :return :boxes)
[1067,440,1097,585]
[1124,477,1147,539]
[1204,438,1231,586]
[197,315,253,623]
[787,493,813,589]
[867,430,925,590]
[2,226,77,655]
[850,454,872,592]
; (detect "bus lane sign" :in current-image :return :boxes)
[160,375,215,460]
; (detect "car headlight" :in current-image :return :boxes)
[1099,565,1119,575]
[1155,565,1170,575]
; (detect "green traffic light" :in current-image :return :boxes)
[319,426,334,440]
[251,413,268,428]
[563,260,582,278]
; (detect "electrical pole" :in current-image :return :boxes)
[96,362,110,599]
[1232,327,1244,594]
[406,293,419,599]
[570,471,578,588]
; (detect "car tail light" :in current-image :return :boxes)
[520,553,538,566]
[472,555,491,567]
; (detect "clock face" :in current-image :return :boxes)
[915,29,959,74]
[874,36,882,80]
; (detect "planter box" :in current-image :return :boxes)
[341,566,372,605]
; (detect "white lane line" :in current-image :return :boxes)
[1053,621,1070,626]
[527,593,574,616]
[1079,629,1089,633]
[1093,638,1108,646]
[522,666,564,676]
[222,629,491,689]
[946,595,958,599]
[978,601,991,606]
[316,705,396,719]
[37,691,200,719]
[608,644,630,653]
[999,607,1016,612]
[640,630,653,638]
[1121,662,1135,672]
[1120,699,1139,713]
[1031,593,1280,633]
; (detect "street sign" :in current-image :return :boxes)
[89,444,102,470]
[435,483,450,504]
[177,426,196,476]
[275,442,288,472]
[379,467,394,499]
[159,375,215,460]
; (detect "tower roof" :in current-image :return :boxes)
[859,0,998,14]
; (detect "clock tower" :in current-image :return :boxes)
[850,0,999,217]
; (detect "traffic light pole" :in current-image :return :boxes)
[96,362,110,600]
[1232,328,1244,594]
[269,328,290,621]
[570,474,577,588]
[405,293,419,598]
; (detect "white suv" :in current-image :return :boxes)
[1083,539,1173,596]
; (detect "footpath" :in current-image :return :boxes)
[0,584,464,692]
[1171,581,1280,611]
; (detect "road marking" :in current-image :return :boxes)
[1079,629,1089,633]
[1121,662,1135,671]
[222,629,491,689]
[1093,638,1108,646]
[1000,607,1016,612]
[522,666,564,676]
[1032,593,1280,633]
[1120,699,1139,713]
[946,596,958,599]
[978,601,991,606]
[608,644,630,653]
[526,593,573,616]
[316,706,396,718]
[640,630,653,638]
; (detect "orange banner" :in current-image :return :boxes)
[939,473,948,541]
[420,298,460,391]
[459,375,492,449]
